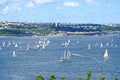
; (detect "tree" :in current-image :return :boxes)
[86,71,92,80]
[49,74,56,80]
[114,77,118,80]
[61,76,67,80]
[99,75,105,80]
[78,77,82,80]
[36,75,44,80]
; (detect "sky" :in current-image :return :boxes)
[0,0,120,24]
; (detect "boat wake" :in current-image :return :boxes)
[72,53,86,57]
[72,53,104,64]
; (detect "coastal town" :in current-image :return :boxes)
[0,21,120,36]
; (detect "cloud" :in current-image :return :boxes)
[0,0,6,5]
[63,2,80,7]
[1,0,22,14]
[56,6,62,10]
[1,5,21,14]
[1,6,9,14]
[26,1,35,8]
[107,4,111,8]
[34,0,55,5]
[13,6,21,11]
[25,0,56,8]
[86,0,98,5]
[13,0,19,2]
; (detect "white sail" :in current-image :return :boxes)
[26,44,30,50]
[15,43,18,48]
[67,50,71,59]
[2,41,5,47]
[7,41,11,47]
[0,46,2,50]
[106,43,109,46]
[63,50,66,59]
[88,44,91,49]
[60,50,71,62]
[100,42,103,48]
[67,39,70,45]
[103,49,109,61]
[13,51,16,57]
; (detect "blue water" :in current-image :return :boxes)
[0,36,120,80]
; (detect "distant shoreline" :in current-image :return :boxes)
[0,31,120,37]
[0,36,17,38]
[0,34,120,38]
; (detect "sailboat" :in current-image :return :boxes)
[15,43,18,48]
[13,51,16,57]
[100,42,103,48]
[26,44,30,50]
[88,44,91,49]
[60,50,71,62]
[0,46,2,50]
[103,49,109,61]
[7,41,11,47]
[2,41,5,47]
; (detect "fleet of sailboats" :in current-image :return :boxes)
[0,38,114,62]
[61,39,70,47]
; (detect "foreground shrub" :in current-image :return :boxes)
[36,71,118,80]
[36,75,44,80]
[61,76,67,80]
[49,74,56,80]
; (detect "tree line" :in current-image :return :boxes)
[36,71,119,80]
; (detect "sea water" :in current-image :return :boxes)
[0,36,120,80]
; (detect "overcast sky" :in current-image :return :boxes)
[0,0,120,24]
